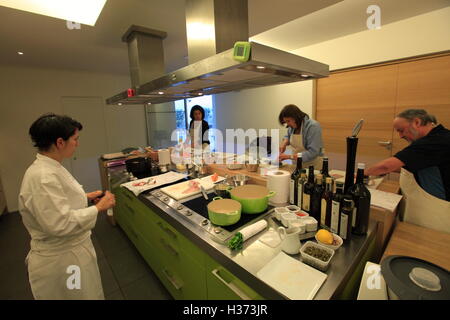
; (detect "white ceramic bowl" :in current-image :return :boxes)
[281,212,297,228]
[274,207,290,221]
[315,232,343,250]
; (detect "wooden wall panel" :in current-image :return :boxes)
[316,65,398,170]
[392,55,450,155]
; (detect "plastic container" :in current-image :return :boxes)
[301,217,318,232]
[300,241,335,272]
[315,233,343,251]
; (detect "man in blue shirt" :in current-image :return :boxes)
[365,109,450,201]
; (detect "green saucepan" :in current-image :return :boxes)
[207,197,241,226]
[229,184,276,214]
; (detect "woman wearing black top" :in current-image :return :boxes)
[188,105,210,149]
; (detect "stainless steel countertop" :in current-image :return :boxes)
[110,167,377,300]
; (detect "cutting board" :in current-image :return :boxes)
[256,252,327,300]
[160,174,225,200]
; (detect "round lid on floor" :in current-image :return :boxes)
[381,255,450,300]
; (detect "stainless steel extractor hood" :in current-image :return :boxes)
[106,0,329,105]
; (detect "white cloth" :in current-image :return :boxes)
[18,153,104,300]
[399,168,450,234]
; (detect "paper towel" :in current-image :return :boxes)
[158,149,171,165]
[267,170,290,204]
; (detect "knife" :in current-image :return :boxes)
[200,185,209,200]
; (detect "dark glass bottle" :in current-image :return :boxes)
[349,163,371,235]
[297,169,307,210]
[330,181,344,234]
[339,198,354,241]
[289,153,302,205]
[321,157,331,184]
[321,177,333,230]
[302,165,315,213]
[310,174,324,222]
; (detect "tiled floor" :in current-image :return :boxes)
[0,211,172,300]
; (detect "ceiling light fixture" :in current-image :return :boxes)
[158,91,164,95]
[0,0,107,26]
[17,51,24,55]
[256,66,265,69]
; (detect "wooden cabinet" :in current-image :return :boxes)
[112,187,262,300]
[316,54,450,174]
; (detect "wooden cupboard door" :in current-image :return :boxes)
[316,65,399,171]
[393,55,450,155]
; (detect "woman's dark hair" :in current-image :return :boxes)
[278,104,308,134]
[190,105,205,120]
[29,113,82,151]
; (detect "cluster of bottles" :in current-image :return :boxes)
[289,154,371,241]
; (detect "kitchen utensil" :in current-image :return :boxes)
[229,184,276,214]
[300,241,335,272]
[278,226,301,255]
[245,161,259,172]
[351,119,364,137]
[121,171,187,196]
[381,255,450,300]
[214,183,232,198]
[315,233,343,250]
[256,251,327,300]
[231,174,249,187]
[207,197,241,226]
[200,185,209,200]
[125,157,151,179]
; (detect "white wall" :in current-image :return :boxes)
[292,7,450,70]
[0,64,147,212]
[214,81,314,144]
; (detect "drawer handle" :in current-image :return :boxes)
[157,222,177,240]
[211,268,251,300]
[162,268,183,291]
[160,238,179,257]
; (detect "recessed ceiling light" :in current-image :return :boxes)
[256,66,265,69]
[147,102,152,105]
[158,92,164,95]
[0,0,107,26]
[117,103,122,106]
[17,51,24,55]
[301,74,309,78]
[198,93,203,96]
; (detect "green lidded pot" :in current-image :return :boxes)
[229,184,276,214]
[207,197,241,226]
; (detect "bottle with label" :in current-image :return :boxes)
[302,165,315,213]
[297,169,307,210]
[289,153,302,205]
[339,198,354,241]
[349,163,371,235]
[321,157,331,185]
[330,181,344,234]
[321,177,333,229]
[310,174,324,222]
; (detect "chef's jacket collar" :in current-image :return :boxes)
[36,153,62,168]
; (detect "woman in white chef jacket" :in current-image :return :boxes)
[278,104,324,169]
[18,113,116,300]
